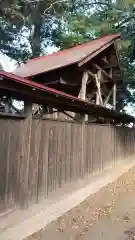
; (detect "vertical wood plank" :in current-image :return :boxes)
[19,101,32,207]
[37,120,49,200]
[7,120,22,210]
[113,84,116,110]
[29,119,42,203]
[0,120,11,213]
[0,116,135,216]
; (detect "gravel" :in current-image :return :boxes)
[27,167,135,240]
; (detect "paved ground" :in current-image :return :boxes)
[27,167,135,240]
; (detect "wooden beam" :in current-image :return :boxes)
[95,71,103,106]
[103,67,113,106]
[93,63,112,81]
[109,67,113,79]
[3,97,11,113]
[113,84,116,110]
[60,77,79,86]
[4,100,10,113]
[45,80,59,85]
[77,71,89,122]
[88,70,104,105]
[96,91,100,105]
[45,78,79,87]
[78,41,114,67]
[20,100,32,206]
[78,71,89,100]
[88,69,111,83]
[88,70,95,79]
[62,111,79,121]
[0,112,25,118]
[102,56,109,65]
[24,100,32,117]
[104,87,113,106]
[33,104,41,115]
[11,104,24,116]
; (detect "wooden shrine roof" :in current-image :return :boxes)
[0,70,134,123]
[14,34,120,78]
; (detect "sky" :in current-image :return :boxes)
[0,47,58,110]
[0,46,58,72]
[0,53,17,72]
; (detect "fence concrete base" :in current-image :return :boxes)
[1,157,135,240]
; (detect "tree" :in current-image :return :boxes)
[0,0,118,63]
[54,0,135,111]
[1,0,135,113]
[0,0,71,62]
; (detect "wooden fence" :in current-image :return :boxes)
[0,118,135,215]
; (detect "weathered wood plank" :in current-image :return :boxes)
[0,120,11,213]
[18,102,32,207]
[0,117,135,216]
[113,84,117,110]
[7,120,22,210]
[29,119,42,203]
[37,120,49,200]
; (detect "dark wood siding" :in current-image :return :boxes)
[0,118,135,214]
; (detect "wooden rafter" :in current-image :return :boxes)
[60,77,79,86]
[102,56,109,65]
[44,80,59,85]
[93,63,112,81]
[45,78,79,87]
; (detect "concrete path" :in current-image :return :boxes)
[28,166,135,240]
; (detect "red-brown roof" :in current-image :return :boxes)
[14,34,120,78]
[0,70,134,123]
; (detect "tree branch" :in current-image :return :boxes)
[25,0,112,10]
[44,0,68,15]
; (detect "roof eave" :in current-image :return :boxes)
[78,35,120,67]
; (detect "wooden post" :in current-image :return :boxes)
[113,84,116,110]
[104,87,113,106]
[78,71,89,100]
[19,100,32,207]
[5,102,10,113]
[95,71,103,106]
[93,64,112,81]
[96,92,100,105]
[76,71,89,122]
[4,97,11,113]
